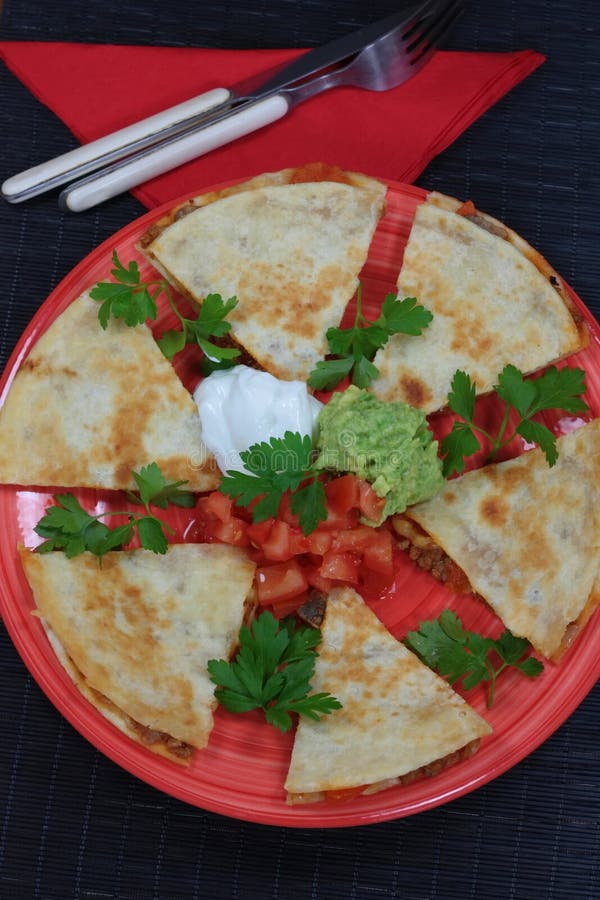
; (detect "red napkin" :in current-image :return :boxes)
[0,41,544,209]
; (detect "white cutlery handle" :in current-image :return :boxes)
[1,88,231,203]
[60,94,290,213]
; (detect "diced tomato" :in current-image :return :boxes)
[319,504,360,531]
[361,529,394,576]
[456,199,476,216]
[259,519,309,561]
[277,492,301,527]
[208,517,250,547]
[196,491,233,523]
[358,481,386,523]
[325,474,361,513]
[256,560,309,606]
[303,564,334,594]
[191,515,249,547]
[319,550,361,583]
[191,492,249,547]
[306,529,333,556]
[267,592,309,619]
[246,518,275,545]
[331,526,376,553]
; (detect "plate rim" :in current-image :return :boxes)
[1,177,599,828]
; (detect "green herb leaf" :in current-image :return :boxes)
[375,294,434,336]
[136,515,169,554]
[306,356,354,391]
[516,419,559,467]
[507,364,589,418]
[307,285,432,391]
[34,494,113,559]
[34,463,187,563]
[440,421,481,478]
[440,364,589,477]
[180,294,240,362]
[404,609,543,708]
[90,252,240,365]
[447,369,477,422]
[200,355,239,376]
[495,364,537,417]
[208,611,341,732]
[218,431,325,535]
[129,461,195,509]
[90,250,158,328]
[289,480,328,536]
[155,328,187,361]
[351,354,380,389]
[193,293,239,337]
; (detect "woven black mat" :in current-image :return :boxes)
[1,1,599,898]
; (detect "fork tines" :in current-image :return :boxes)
[404,0,466,66]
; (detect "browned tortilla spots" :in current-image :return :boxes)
[140,168,386,381]
[404,421,600,659]
[450,318,493,356]
[0,292,218,491]
[400,375,432,408]
[371,194,587,412]
[285,587,491,799]
[479,494,509,527]
[19,544,256,754]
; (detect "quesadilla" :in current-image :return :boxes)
[285,586,491,803]
[139,164,387,381]
[371,193,588,413]
[0,291,218,491]
[393,419,600,660]
[19,542,256,763]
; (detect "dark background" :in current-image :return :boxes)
[1,2,599,898]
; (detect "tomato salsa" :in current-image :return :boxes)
[189,474,398,617]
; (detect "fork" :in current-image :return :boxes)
[58,0,464,212]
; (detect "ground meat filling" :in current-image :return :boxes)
[297,591,327,628]
[128,718,194,761]
[288,738,482,804]
[464,212,509,240]
[392,517,473,594]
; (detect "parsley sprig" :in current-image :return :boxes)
[89,250,240,366]
[307,285,433,391]
[218,431,328,536]
[441,364,589,477]
[34,462,195,562]
[207,611,342,732]
[404,609,544,708]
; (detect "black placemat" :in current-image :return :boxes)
[1,2,599,898]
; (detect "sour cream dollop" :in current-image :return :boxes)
[193,366,323,475]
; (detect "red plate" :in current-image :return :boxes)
[1,180,599,827]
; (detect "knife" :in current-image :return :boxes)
[1,2,432,206]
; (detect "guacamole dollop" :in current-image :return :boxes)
[314,386,444,521]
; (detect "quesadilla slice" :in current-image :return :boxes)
[139,164,386,381]
[0,291,218,491]
[19,543,256,763]
[393,419,600,660]
[285,586,491,803]
[371,193,588,413]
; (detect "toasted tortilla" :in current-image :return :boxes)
[19,543,256,761]
[140,164,386,381]
[396,420,600,660]
[371,193,587,413]
[0,291,218,491]
[285,586,491,803]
